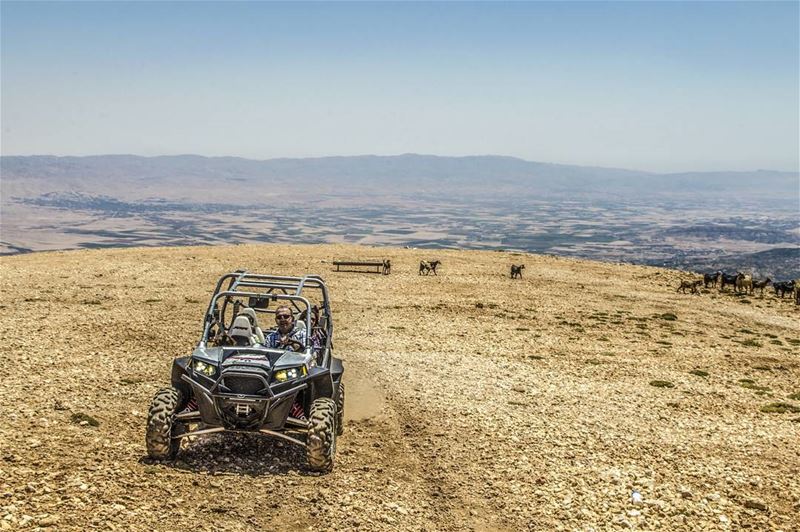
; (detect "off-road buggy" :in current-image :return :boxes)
[145,271,344,472]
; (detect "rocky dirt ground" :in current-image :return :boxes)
[1,243,798,531]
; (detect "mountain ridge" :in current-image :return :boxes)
[4,152,797,177]
[3,153,796,200]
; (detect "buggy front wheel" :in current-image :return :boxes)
[145,387,183,461]
[306,397,337,472]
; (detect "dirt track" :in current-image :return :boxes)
[1,243,798,531]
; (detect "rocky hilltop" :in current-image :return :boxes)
[1,243,798,531]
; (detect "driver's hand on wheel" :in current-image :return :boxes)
[279,337,304,351]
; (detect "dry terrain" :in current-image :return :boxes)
[0,243,798,531]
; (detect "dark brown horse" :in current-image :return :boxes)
[677,279,703,294]
[703,271,721,288]
[752,278,772,296]
[719,272,743,292]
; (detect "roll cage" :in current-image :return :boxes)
[200,271,334,364]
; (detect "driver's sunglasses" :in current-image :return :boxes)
[276,314,292,320]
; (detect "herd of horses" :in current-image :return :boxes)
[678,271,799,304]
[418,261,797,304]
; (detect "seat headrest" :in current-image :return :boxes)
[238,307,259,327]
[229,315,253,340]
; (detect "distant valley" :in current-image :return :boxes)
[2,154,798,278]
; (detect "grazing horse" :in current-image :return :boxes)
[677,279,703,294]
[510,264,525,279]
[703,271,722,288]
[719,272,743,292]
[752,278,772,296]
[419,260,441,276]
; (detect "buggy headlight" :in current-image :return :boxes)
[273,366,307,383]
[193,360,216,377]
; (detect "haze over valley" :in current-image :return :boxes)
[2,154,798,279]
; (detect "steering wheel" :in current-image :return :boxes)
[282,338,306,352]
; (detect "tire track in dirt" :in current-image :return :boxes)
[333,360,448,530]
[345,352,517,532]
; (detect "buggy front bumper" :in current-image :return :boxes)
[181,374,306,431]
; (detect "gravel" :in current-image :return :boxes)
[1,243,798,531]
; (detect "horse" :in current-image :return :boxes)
[736,274,753,295]
[773,280,796,298]
[677,279,703,294]
[703,271,722,288]
[719,272,744,292]
[419,260,441,276]
[510,264,525,279]
[752,278,772,296]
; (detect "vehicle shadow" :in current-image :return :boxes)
[139,432,318,476]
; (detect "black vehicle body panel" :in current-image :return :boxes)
[172,345,342,431]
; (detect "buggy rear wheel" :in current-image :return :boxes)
[335,382,345,436]
[146,387,183,461]
[306,397,336,472]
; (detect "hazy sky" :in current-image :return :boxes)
[1,1,798,172]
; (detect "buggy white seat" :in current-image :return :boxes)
[238,307,265,344]
[229,315,254,346]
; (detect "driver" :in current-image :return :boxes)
[265,305,307,351]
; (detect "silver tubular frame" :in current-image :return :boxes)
[173,426,308,449]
